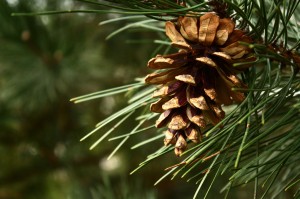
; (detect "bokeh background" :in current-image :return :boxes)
[0,1,185,198]
[0,1,269,199]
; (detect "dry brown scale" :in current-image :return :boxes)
[267,43,300,72]
[145,12,255,156]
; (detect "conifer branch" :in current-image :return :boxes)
[20,0,298,197]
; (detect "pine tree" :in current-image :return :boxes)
[15,0,300,198]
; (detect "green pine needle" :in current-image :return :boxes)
[61,0,300,198]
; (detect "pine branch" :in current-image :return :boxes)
[16,0,299,198]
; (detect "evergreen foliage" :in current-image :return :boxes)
[12,0,300,198]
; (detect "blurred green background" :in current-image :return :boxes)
[0,1,185,198]
[0,1,282,199]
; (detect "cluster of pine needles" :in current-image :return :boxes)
[16,0,300,198]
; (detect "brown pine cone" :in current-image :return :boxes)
[145,13,253,156]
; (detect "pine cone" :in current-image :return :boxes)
[145,13,253,156]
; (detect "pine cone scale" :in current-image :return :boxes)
[179,16,198,41]
[198,13,220,46]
